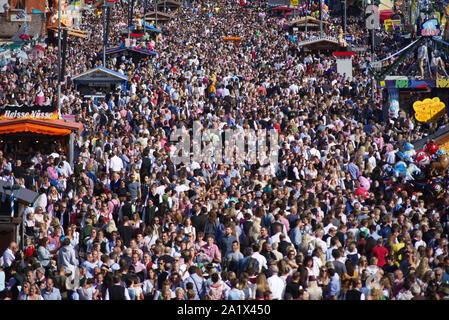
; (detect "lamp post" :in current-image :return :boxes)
[344,0,347,34]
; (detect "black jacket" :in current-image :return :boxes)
[109,284,126,300]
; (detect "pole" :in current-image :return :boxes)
[61,29,68,80]
[371,27,375,101]
[57,0,61,117]
[304,0,308,36]
[155,0,158,27]
[144,0,147,35]
[319,0,323,36]
[127,0,131,39]
[103,0,106,67]
[344,0,347,34]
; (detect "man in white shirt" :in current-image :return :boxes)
[2,242,17,268]
[267,265,285,300]
[250,244,267,273]
[109,150,124,173]
[269,224,291,245]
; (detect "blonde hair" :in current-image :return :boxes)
[370,285,383,300]
[415,257,430,280]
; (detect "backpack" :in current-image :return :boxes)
[242,257,260,273]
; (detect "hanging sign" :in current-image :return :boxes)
[0,105,58,120]
[421,18,441,36]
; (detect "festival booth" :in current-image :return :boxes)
[0,105,84,165]
[71,66,129,98]
[0,105,83,163]
[0,181,39,253]
[144,11,174,25]
[267,6,293,18]
[222,37,242,45]
[298,36,345,52]
[378,77,449,118]
[156,0,182,12]
[105,46,157,68]
[289,16,329,31]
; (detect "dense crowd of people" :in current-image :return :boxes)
[0,0,449,300]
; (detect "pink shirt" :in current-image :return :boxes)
[201,244,221,262]
[132,261,146,274]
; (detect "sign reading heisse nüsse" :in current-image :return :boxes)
[0,105,58,120]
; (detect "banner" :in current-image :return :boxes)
[0,105,58,120]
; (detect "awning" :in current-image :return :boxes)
[0,123,71,135]
[0,119,84,136]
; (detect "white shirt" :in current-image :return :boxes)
[251,252,267,272]
[155,185,166,196]
[142,279,155,295]
[175,184,189,195]
[269,232,291,245]
[414,239,426,250]
[314,238,328,252]
[109,155,124,172]
[2,248,15,267]
[267,274,286,300]
[312,256,322,278]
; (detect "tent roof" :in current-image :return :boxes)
[156,0,182,7]
[105,47,157,56]
[290,16,329,25]
[0,119,84,136]
[0,180,40,206]
[298,36,343,50]
[71,66,128,81]
[145,11,175,19]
